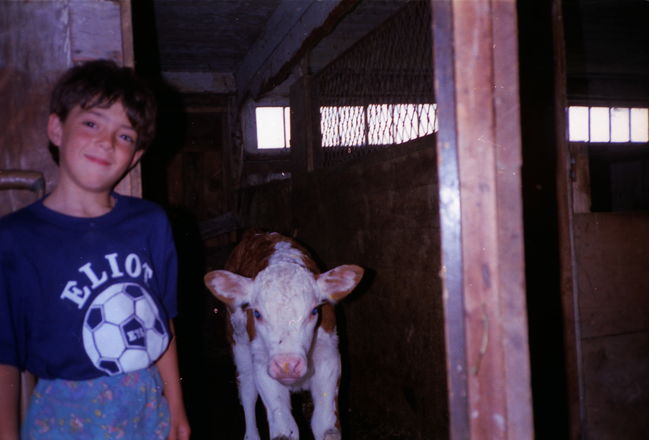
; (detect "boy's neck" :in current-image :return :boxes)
[43,186,116,218]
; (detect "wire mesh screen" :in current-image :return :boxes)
[315,0,436,167]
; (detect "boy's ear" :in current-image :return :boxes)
[129,149,145,168]
[47,114,63,147]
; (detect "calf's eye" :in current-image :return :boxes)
[253,310,262,320]
[311,307,319,316]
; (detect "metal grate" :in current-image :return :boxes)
[315,0,436,167]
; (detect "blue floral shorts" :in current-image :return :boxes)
[21,366,170,439]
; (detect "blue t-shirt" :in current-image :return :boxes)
[0,193,178,380]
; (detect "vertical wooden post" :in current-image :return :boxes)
[431,1,534,438]
[116,0,142,197]
[289,72,320,177]
[551,0,584,436]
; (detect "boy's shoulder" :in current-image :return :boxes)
[113,193,170,226]
[0,201,43,253]
[114,192,164,215]
[0,200,40,228]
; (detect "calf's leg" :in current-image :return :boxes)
[232,342,260,440]
[255,367,299,439]
[309,336,343,440]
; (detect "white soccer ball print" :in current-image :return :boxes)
[82,282,169,375]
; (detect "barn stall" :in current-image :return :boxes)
[1,0,648,439]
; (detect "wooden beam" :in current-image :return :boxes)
[552,0,585,437]
[236,0,361,102]
[161,71,236,94]
[120,0,134,67]
[431,1,534,438]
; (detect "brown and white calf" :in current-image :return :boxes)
[204,231,364,440]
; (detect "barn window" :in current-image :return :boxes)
[569,105,649,212]
[313,0,435,167]
[256,103,438,150]
[256,106,291,149]
[568,106,649,143]
[320,103,438,147]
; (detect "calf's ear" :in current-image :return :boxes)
[316,264,365,303]
[204,270,252,308]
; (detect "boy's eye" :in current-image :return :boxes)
[119,134,136,144]
[83,121,96,128]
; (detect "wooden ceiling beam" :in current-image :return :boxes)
[235,0,361,103]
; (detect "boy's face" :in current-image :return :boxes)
[47,100,143,195]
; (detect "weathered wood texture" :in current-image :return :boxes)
[236,0,362,101]
[552,0,585,438]
[0,0,137,217]
[570,143,592,213]
[0,2,68,215]
[432,0,533,438]
[152,0,282,73]
[236,143,448,439]
[143,93,232,222]
[573,212,649,439]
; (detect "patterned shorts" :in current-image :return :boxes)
[21,366,170,439]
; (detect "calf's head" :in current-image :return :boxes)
[204,263,364,385]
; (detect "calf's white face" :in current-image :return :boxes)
[205,262,363,385]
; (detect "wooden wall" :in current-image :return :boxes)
[0,0,137,217]
[573,212,649,439]
[235,140,448,439]
[142,92,232,221]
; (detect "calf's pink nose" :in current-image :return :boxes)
[269,354,307,382]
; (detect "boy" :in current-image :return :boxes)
[0,60,190,439]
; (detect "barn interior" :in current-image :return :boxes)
[1,0,648,439]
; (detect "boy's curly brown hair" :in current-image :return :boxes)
[49,59,157,152]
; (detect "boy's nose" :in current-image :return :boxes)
[96,134,114,150]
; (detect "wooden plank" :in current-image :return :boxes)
[454,2,507,436]
[69,0,123,63]
[161,72,236,94]
[581,332,649,439]
[431,0,469,438]
[289,73,319,176]
[490,2,533,438]
[570,144,592,213]
[552,0,585,437]
[0,2,70,216]
[236,0,361,101]
[432,0,533,438]
[574,212,649,338]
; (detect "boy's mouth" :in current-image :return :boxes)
[85,154,111,166]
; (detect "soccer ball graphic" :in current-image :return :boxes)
[82,282,169,376]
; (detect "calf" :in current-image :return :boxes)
[204,231,364,440]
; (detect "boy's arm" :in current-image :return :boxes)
[156,321,190,440]
[0,364,19,440]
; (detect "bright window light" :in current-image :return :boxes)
[256,106,290,149]
[418,103,438,136]
[610,108,630,142]
[339,106,366,146]
[568,106,589,141]
[367,104,392,145]
[631,108,649,142]
[569,106,649,143]
[320,106,341,147]
[323,103,438,147]
[590,107,610,142]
